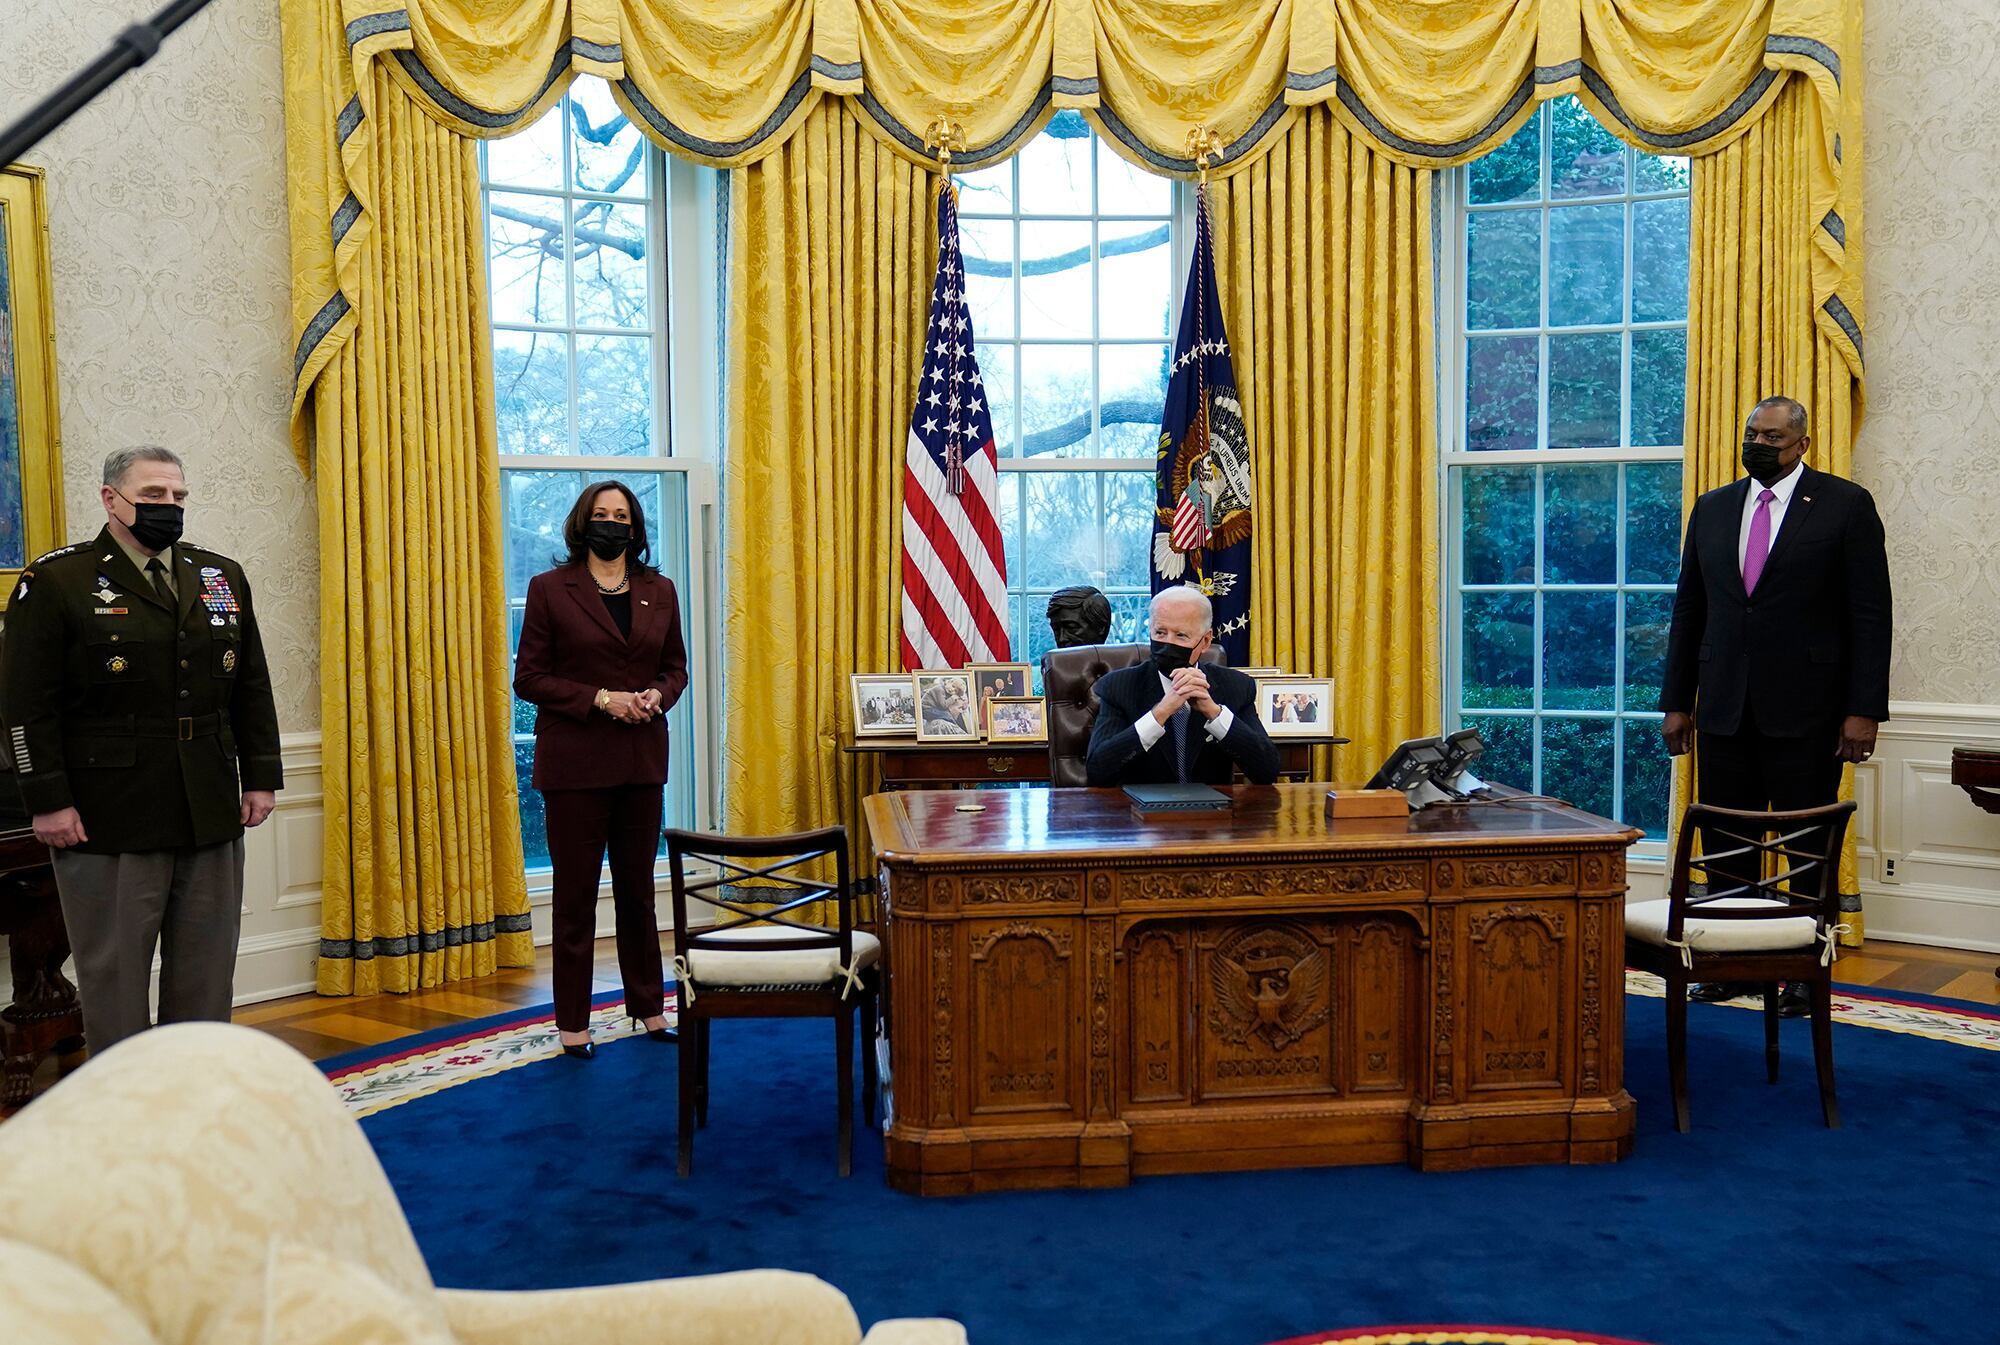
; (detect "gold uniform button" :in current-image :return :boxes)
[179,659,189,669]
[109,634,120,643]
[179,690,190,699]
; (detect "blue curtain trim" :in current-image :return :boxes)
[331,192,362,247]
[1092,93,1290,174]
[337,95,364,145]
[1051,75,1098,98]
[618,70,815,160]
[857,83,1052,169]
[810,55,863,83]
[1286,64,1338,95]
[1765,34,1841,85]
[320,912,533,962]
[292,290,351,383]
[1821,210,1846,248]
[1821,293,1863,361]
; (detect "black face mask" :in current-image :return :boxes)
[582,520,633,561]
[1149,638,1197,676]
[118,493,184,552]
[1741,440,1786,483]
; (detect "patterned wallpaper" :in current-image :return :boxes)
[0,0,318,733]
[1857,4,2000,708]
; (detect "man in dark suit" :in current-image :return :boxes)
[1085,585,1279,787]
[1661,396,1892,1011]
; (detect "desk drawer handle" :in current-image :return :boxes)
[986,756,1015,774]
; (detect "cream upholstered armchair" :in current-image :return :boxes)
[0,1023,964,1345]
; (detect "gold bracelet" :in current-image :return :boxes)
[596,688,611,710]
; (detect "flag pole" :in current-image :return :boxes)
[925,116,967,493]
[1182,127,1223,586]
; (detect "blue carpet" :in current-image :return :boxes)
[358,994,1999,1345]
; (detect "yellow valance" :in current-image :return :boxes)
[284,0,1861,442]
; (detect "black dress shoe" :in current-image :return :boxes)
[1688,982,1747,1003]
[629,1015,678,1043]
[561,1040,596,1060]
[1777,981,1812,1018]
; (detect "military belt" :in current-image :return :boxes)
[70,712,230,741]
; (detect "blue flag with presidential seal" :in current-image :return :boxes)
[1151,187,1251,665]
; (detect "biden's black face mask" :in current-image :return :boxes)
[1149,638,1196,676]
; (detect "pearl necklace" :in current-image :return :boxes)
[593,568,630,595]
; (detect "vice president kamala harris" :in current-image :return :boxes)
[514,480,689,1058]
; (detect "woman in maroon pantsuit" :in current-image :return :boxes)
[513,481,689,1059]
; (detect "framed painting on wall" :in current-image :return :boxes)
[0,164,64,607]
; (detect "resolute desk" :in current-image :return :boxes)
[863,783,1640,1195]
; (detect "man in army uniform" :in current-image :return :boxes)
[0,446,282,1053]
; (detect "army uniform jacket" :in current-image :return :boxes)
[0,527,283,853]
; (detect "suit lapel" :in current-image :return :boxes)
[93,528,172,615]
[175,551,203,630]
[627,572,666,652]
[1757,464,1819,583]
[1709,479,1753,602]
[561,569,626,643]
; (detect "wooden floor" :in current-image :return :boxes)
[235,935,2000,1061]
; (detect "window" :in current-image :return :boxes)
[1445,97,1692,838]
[954,111,1179,676]
[481,80,709,868]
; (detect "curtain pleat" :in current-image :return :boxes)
[1213,109,1441,778]
[315,69,534,995]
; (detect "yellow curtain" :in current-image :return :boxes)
[720,100,934,882]
[1212,109,1440,777]
[1672,76,1866,940]
[310,66,535,995]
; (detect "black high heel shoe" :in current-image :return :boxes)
[561,1038,595,1060]
[629,1015,678,1043]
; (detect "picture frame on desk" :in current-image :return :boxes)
[984,695,1047,744]
[850,673,918,738]
[1256,677,1333,736]
[966,662,1032,736]
[1234,667,1283,678]
[913,669,980,742]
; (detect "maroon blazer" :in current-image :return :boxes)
[513,566,690,791]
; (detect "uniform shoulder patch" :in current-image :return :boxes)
[177,540,229,559]
[29,541,90,566]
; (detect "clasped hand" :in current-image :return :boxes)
[1155,665,1220,721]
[601,688,665,723]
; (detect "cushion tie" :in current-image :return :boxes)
[670,954,696,1006]
[836,958,866,1000]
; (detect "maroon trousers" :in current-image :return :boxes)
[543,784,666,1033]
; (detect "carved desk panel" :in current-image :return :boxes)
[865,783,1639,1195]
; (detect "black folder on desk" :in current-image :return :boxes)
[1123,783,1230,813]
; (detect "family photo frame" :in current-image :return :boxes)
[984,695,1047,744]
[1255,677,1334,737]
[849,672,919,737]
[912,669,980,742]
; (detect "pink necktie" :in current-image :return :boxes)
[1742,487,1776,594]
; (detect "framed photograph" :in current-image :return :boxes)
[967,662,1032,734]
[913,669,980,741]
[0,165,65,608]
[1234,667,1283,679]
[1255,677,1334,737]
[850,673,918,737]
[985,695,1047,744]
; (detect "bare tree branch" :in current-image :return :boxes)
[490,202,646,261]
[1019,397,1162,456]
[961,223,1168,280]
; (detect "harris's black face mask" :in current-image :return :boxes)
[583,520,633,561]
[1149,638,1197,676]
[116,491,184,552]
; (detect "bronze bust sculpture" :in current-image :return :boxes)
[1046,585,1112,648]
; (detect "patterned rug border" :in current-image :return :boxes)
[1262,1326,1660,1345]
[1622,970,2000,1051]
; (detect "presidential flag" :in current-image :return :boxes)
[1151,187,1251,665]
[900,180,1010,670]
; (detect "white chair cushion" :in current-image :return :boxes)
[1626,897,1820,955]
[686,925,881,988]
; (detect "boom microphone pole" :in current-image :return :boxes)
[0,0,221,169]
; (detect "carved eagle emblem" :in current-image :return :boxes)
[1207,925,1329,1051]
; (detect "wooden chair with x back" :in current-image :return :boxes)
[1624,800,1857,1132]
[662,825,881,1177]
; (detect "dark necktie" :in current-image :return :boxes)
[146,557,174,609]
[1169,704,1192,783]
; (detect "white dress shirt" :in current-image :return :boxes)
[1736,458,1805,577]
[1132,671,1234,751]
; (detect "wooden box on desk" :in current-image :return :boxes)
[1325,788,1409,819]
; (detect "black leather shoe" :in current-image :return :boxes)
[1688,982,1747,1003]
[1777,981,1812,1018]
[561,1040,596,1060]
[629,1015,678,1043]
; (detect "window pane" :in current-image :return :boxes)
[1097,137,1171,214]
[1466,211,1541,330]
[488,192,568,325]
[486,104,564,190]
[1542,590,1616,710]
[1097,344,1168,457]
[1469,113,1541,205]
[574,335,653,455]
[1624,461,1683,583]
[1101,472,1156,589]
[1021,594,1058,675]
[1547,332,1620,447]
[1107,591,1151,645]
[976,342,1018,455]
[1623,590,1673,711]
[1621,719,1673,837]
[1543,465,1618,584]
[1098,220,1172,338]
[1016,113,1093,215]
[1541,717,1615,816]
[1630,328,1686,447]
[1020,220,1094,339]
[1465,335,1540,452]
[570,200,649,329]
[956,160,1014,216]
[493,330,570,455]
[515,740,550,868]
[1018,343,1094,456]
[1462,714,1534,791]
[997,472,1021,592]
[1634,153,1690,195]
[1551,102,1626,199]
[961,219,1015,340]
[1462,591,1535,709]
[1548,204,1623,328]
[1461,466,1536,584]
[569,81,646,197]
[1632,198,1690,322]
[1024,471,1098,588]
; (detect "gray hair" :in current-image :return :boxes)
[1150,583,1213,631]
[1750,397,1808,432]
[102,445,185,488]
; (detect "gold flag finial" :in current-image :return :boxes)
[1185,127,1223,186]
[925,117,967,176]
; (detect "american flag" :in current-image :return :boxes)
[900,182,1009,671]
[1170,471,1213,551]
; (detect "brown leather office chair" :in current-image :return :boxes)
[1041,642,1224,787]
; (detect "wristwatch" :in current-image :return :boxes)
[596,688,612,711]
